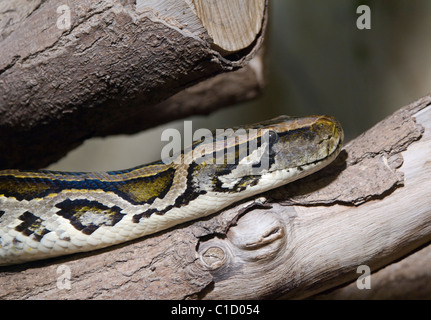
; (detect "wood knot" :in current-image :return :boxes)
[227,210,286,261]
[200,246,226,270]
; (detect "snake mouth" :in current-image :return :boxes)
[268,138,342,175]
[310,133,343,167]
[307,122,344,168]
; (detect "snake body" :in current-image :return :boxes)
[0,115,343,266]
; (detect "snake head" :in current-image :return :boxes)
[268,115,344,173]
[187,115,343,195]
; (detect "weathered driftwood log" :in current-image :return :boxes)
[1,95,430,300]
[0,0,267,169]
[313,242,431,299]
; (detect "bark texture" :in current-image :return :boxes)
[1,95,430,300]
[0,0,267,169]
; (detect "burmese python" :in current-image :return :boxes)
[0,115,343,266]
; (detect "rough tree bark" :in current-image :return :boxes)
[1,95,430,300]
[0,0,267,169]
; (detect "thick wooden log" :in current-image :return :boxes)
[0,0,267,169]
[313,243,431,299]
[1,95,430,300]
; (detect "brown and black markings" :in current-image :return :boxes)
[0,166,176,206]
[55,199,125,235]
[14,211,51,242]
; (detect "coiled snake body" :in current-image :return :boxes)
[0,115,343,266]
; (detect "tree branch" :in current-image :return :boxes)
[0,0,268,169]
[1,95,430,300]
